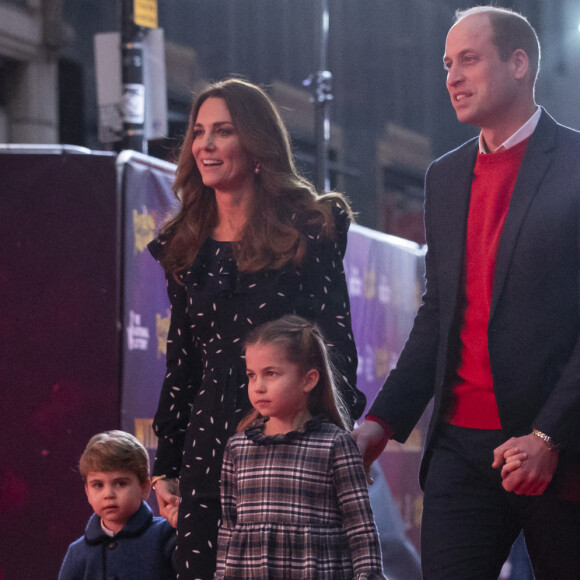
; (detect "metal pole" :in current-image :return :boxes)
[304,0,333,193]
[121,0,146,153]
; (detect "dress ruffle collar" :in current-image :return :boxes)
[245,416,324,445]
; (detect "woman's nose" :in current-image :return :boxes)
[201,132,215,149]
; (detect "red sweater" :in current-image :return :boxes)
[448,138,530,429]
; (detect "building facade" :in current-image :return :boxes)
[1,0,578,234]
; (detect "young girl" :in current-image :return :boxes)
[215,315,385,579]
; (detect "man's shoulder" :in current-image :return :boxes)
[508,107,580,158]
[425,136,478,183]
[551,118,580,147]
[436,136,479,165]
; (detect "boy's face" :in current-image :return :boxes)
[85,469,150,533]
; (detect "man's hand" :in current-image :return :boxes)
[351,420,391,484]
[492,433,559,495]
[154,477,181,527]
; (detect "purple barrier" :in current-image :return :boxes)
[118,151,429,550]
[345,225,427,549]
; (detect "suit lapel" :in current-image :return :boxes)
[438,142,477,304]
[490,110,558,320]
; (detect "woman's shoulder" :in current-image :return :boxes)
[303,195,352,252]
[147,233,170,262]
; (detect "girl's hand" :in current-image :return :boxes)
[154,477,180,527]
[503,447,527,464]
[500,447,528,479]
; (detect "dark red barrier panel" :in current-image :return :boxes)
[0,150,120,580]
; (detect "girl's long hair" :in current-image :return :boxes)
[157,78,352,276]
[238,315,351,432]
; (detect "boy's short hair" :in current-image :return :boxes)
[79,430,150,484]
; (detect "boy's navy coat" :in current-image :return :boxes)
[58,501,176,580]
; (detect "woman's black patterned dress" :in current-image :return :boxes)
[148,203,365,579]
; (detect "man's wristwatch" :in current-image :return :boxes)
[532,428,561,451]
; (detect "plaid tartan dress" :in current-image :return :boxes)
[215,417,385,579]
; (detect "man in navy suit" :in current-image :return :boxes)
[354,6,580,579]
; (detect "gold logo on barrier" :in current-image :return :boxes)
[364,269,376,299]
[134,418,156,450]
[133,207,156,254]
[374,347,390,379]
[156,310,170,358]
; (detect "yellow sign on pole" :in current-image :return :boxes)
[134,0,158,28]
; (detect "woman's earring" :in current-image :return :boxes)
[254,161,261,175]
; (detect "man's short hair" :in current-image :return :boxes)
[79,430,150,484]
[456,6,541,84]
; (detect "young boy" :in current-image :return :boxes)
[58,430,176,580]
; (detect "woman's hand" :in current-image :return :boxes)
[154,477,181,528]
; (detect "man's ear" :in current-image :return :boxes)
[303,369,319,393]
[512,48,530,80]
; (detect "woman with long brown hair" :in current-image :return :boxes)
[148,78,364,578]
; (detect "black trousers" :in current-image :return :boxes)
[421,423,580,580]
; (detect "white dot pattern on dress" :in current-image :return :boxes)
[150,202,363,577]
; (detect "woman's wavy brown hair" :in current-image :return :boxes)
[158,78,352,276]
